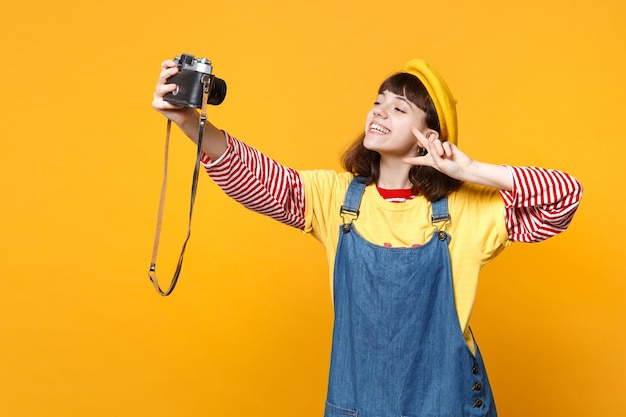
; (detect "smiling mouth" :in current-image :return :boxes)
[370,123,390,134]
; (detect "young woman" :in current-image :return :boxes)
[152,58,582,417]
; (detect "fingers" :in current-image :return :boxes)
[410,125,452,158]
[405,125,458,167]
[153,59,180,106]
[154,81,177,99]
[157,65,178,86]
[442,141,455,157]
[161,59,176,69]
[406,126,435,166]
[410,125,429,149]
[429,138,447,158]
[402,155,426,166]
[152,81,178,111]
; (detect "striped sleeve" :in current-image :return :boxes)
[499,165,583,242]
[200,132,306,229]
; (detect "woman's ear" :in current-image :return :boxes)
[424,129,440,141]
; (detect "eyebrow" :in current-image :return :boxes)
[378,92,415,108]
[394,96,412,106]
[390,95,417,110]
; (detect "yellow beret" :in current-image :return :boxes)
[403,59,458,145]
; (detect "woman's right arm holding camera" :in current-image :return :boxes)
[152,59,307,230]
[152,59,227,161]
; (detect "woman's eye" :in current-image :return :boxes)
[395,107,407,113]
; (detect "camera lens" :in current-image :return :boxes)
[208,78,227,105]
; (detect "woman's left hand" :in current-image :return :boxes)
[403,126,474,181]
[404,126,513,190]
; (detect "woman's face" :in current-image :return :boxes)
[363,90,429,159]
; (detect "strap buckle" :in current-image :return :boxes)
[340,206,359,233]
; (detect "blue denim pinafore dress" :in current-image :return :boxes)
[324,178,497,417]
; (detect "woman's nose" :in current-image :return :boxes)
[373,106,387,118]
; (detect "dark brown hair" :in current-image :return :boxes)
[341,72,462,201]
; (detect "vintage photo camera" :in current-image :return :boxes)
[164,53,227,108]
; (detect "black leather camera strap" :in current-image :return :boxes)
[148,75,213,296]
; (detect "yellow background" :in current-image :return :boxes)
[1,0,624,416]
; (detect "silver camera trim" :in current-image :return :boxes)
[176,56,214,75]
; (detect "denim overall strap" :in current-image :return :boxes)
[431,196,450,224]
[339,176,367,232]
[325,178,497,417]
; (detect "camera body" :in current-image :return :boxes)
[163,53,227,108]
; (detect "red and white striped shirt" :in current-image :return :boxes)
[202,132,582,243]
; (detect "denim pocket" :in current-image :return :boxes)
[324,402,358,417]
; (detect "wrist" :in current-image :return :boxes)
[174,107,200,128]
[461,161,513,190]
